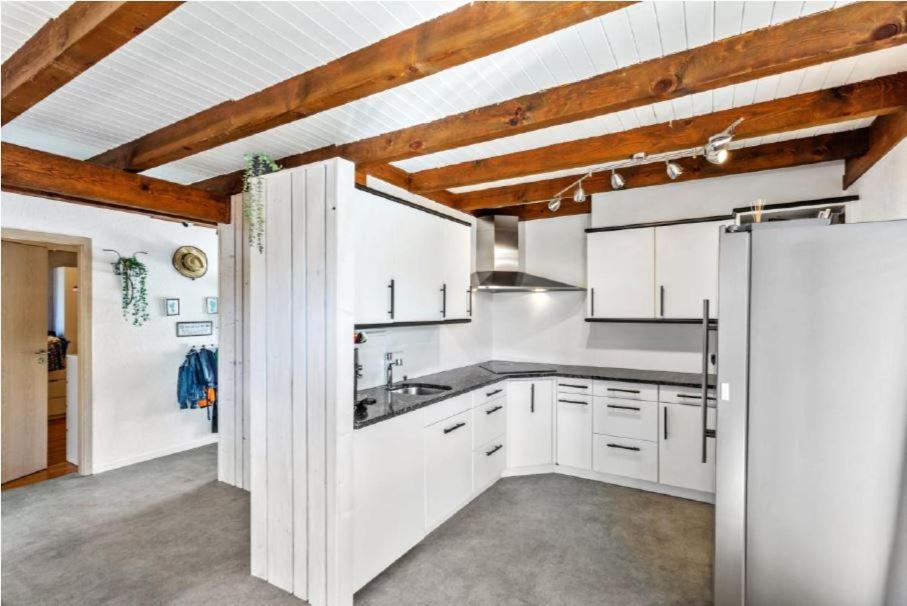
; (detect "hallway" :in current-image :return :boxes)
[1,445,296,605]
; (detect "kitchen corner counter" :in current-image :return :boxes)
[354,360,716,430]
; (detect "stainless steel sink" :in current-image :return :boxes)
[387,383,452,396]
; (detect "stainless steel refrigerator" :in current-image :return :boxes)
[714,219,907,605]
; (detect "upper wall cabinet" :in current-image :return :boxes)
[654,222,726,320]
[353,188,472,325]
[587,227,655,319]
[587,221,726,320]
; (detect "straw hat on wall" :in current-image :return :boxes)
[172,246,208,279]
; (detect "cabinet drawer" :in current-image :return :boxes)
[593,397,657,441]
[473,383,506,407]
[474,437,506,492]
[474,400,506,448]
[424,409,473,529]
[556,377,593,395]
[593,435,657,482]
[594,380,658,402]
[422,392,472,427]
[659,384,716,406]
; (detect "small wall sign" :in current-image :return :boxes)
[176,321,214,337]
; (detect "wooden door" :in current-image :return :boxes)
[586,228,655,319]
[2,241,49,482]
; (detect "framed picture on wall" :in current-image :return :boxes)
[165,298,180,316]
[205,296,218,314]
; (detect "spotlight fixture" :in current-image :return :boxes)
[547,198,562,212]
[573,181,586,203]
[704,117,742,165]
[610,170,625,190]
[666,161,683,180]
[705,144,729,165]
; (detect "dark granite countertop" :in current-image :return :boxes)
[354,360,716,429]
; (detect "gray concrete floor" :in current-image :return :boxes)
[3,445,713,605]
[356,474,714,606]
[2,445,299,605]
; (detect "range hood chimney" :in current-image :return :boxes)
[471,216,585,292]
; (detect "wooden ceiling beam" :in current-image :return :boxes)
[329,1,907,170]
[843,110,907,188]
[412,73,907,192]
[472,130,870,220]
[1,143,230,224]
[2,1,182,125]
[90,2,631,173]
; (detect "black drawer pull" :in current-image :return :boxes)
[606,443,641,452]
[607,388,640,394]
[485,405,503,415]
[559,399,588,405]
[443,422,466,434]
[486,388,503,397]
[606,404,640,412]
[485,444,503,457]
[676,393,716,401]
[559,383,588,389]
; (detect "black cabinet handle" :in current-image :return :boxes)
[559,399,588,405]
[607,388,640,394]
[677,393,716,401]
[559,383,588,389]
[467,289,472,317]
[485,405,503,415]
[486,388,503,397]
[659,284,665,317]
[663,406,668,440]
[443,421,466,435]
[530,383,535,413]
[441,283,447,318]
[606,404,640,411]
[590,287,595,317]
[485,444,503,457]
[606,443,641,452]
[388,279,395,319]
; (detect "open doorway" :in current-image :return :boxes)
[2,229,92,490]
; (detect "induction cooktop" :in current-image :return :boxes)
[479,361,557,375]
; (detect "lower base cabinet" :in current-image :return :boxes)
[474,437,506,492]
[658,403,716,492]
[556,395,592,470]
[507,379,554,469]
[593,434,658,482]
[353,412,425,591]
[424,408,473,530]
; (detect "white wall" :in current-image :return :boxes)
[845,138,907,222]
[1,193,219,473]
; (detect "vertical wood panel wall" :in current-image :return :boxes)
[238,159,355,605]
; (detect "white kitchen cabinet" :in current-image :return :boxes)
[654,221,727,319]
[658,402,716,493]
[593,434,658,482]
[506,379,554,468]
[474,438,506,493]
[556,394,592,470]
[586,228,655,318]
[353,412,425,590]
[593,397,658,441]
[440,219,472,320]
[352,188,472,324]
[424,408,473,530]
[352,189,395,324]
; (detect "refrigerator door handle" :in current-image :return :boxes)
[701,298,711,463]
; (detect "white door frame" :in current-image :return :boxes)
[1,228,93,475]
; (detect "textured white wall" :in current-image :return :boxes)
[845,138,907,222]
[1,193,219,472]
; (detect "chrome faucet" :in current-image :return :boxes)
[385,353,403,388]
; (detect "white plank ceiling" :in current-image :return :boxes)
[2,1,904,193]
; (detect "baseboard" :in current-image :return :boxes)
[92,434,219,474]
[502,463,714,504]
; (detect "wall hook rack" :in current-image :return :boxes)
[102,249,148,275]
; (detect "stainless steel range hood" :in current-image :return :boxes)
[472,216,585,292]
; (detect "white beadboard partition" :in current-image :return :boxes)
[220,159,355,604]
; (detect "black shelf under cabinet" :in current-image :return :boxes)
[355,318,472,330]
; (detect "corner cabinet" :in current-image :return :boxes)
[352,187,472,325]
[506,379,554,469]
[586,220,728,320]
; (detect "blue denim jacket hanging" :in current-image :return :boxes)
[178,347,217,409]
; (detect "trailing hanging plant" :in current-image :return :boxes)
[115,255,150,326]
[243,152,281,253]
